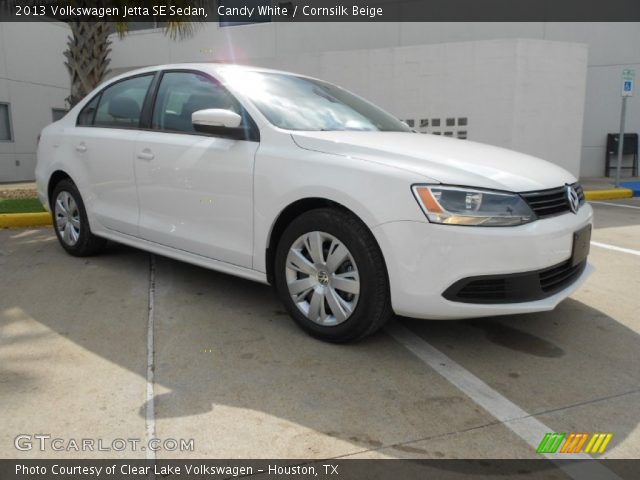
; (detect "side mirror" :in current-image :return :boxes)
[192,109,244,138]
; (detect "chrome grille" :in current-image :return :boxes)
[520,183,585,219]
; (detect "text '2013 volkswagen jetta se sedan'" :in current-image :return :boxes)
[36,64,593,343]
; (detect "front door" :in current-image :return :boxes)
[134,71,259,268]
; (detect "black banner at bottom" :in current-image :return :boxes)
[1,459,639,480]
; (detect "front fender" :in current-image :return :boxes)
[252,143,429,273]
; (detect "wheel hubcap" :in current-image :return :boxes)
[285,231,360,326]
[54,191,81,246]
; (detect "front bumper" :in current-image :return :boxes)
[372,204,594,319]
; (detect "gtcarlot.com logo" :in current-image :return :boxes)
[537,432,613,454]
[15,434,194,452]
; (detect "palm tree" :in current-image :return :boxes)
[65,1,207,107]
[65,21,115,107]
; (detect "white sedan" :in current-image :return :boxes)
[36,64,593,342]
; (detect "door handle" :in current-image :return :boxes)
[75,143,87,153]
[136,149,154,161]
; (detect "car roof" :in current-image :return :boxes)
[107,63,304,84]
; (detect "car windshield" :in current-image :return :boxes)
[225,70,412,132]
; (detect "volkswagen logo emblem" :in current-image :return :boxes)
[565,185,580,214]
[317,270,330,286]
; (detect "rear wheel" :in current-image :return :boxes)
[51,179,106,256]
[274,208,392,343]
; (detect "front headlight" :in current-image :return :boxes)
[412,185,535,226]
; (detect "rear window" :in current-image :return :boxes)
[77,75,153,128]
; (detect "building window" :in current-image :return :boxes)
[52,108,68,122]
[0,103,13,141]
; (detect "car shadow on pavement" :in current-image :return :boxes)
[399,300,640,416]
[1,228,639,458]
[142,253,639,457]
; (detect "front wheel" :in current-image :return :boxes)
[51,179,106,256]
[274,208,392,343]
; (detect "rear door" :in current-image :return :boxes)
[73,74,154,235]
[134,70,259,267]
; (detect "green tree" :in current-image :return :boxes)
[65,19,200,107]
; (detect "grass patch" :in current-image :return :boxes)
[0,197,46,214]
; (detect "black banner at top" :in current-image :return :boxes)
[1,0,640,22]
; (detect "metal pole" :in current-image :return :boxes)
[615,96,627,188]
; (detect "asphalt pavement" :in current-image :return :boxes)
[1,198,638,460]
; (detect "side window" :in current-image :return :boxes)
[93,75,153,128]
[151,72,242,133]
[77,95,100,126]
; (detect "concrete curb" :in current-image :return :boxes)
[584,189,633,201]
[0,212,52,228]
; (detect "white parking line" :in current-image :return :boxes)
[591,201,640,210]
[387,323,621,480]
[591,241,640,257]
[146,255,157,463]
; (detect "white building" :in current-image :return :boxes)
[1,21,639,181]
[0,22,69,182]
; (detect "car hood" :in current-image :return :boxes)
[291,131,576,192]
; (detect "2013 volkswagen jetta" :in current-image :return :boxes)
[36,64,593,342]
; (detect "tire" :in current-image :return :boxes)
[274,208,392,343]
[51,179,106,257]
